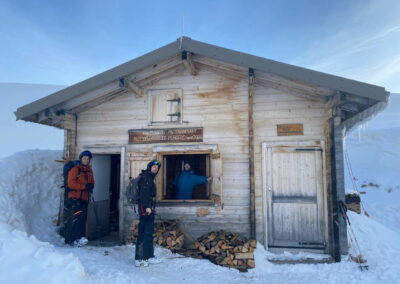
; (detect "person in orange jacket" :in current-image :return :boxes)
[64,150,95,246]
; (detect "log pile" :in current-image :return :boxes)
[346,193,361,214]
[190,231,256,271]
[128,220,185,251]
[127,220,256,271]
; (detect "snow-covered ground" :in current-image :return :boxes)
[0,95,399,283]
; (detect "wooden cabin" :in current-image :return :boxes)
[16,37,389,260]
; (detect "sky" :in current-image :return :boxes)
[0,0,399,158]
[1,0,399,91]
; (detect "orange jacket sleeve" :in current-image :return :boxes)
[67,166,86,191]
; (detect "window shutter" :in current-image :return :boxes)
[211,152,223,208]
[149,89,182,124]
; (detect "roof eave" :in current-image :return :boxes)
[15,36,389,122]
[181,37,389,102]
[15,39,182,121]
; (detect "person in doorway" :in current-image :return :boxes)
[135,159,162,267]
[64,150,95,246]
[173,161,213,200]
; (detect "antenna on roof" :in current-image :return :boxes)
[179,15,184,49]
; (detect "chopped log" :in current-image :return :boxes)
[208,233,216,241]
[249,240,257,248]
[247,259,255,268]
[235,252,254,259]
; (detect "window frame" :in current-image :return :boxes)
[157,150,213,203]
[147,88,183,125]
[156,150,214,204]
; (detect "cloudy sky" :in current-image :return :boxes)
[0,0,399,158]
[1,0,399,91]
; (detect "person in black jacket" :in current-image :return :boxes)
[134,159,161,267]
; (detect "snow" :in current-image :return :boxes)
[0,95,399,283]
[344,94,400,233]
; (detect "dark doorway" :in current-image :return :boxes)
[109,155,120,232]
[88,154,120,245]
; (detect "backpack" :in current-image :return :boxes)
[60,160,80,238]
[62,160,81,199]
[126,174,143,205]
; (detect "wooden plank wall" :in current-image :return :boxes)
[75,56,251,240]
[71,54,334,245]
[253,83,332,244]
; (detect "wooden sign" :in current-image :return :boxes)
[277,124,304,136]
[129,127,203,144]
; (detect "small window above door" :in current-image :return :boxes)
[148,88,182,125]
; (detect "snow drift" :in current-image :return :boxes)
[0,150,85,283]
[1,94,400,283]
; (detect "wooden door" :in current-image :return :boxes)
[264,145,326,249]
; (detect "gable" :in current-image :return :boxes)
[15,37,389,129]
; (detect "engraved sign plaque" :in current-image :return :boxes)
[277,124,304,136]
[129,128,203,144]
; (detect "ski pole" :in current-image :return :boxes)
[90,195,103,245]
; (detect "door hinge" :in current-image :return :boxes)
[167,112,181,118]
[167,98,181,103]
[295,148,322,152]
[298,241,326,247]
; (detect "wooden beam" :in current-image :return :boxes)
[255,77,324,102]
[248,68,256,240]
[37,108,56,122]
[340,103,359,113]
[182,51,197,76]
[119,77,143,97]
[194,61,246,81]
[71,89,127,114]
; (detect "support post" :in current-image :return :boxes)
[57,113,77,227]
[248,68,256,239]
[119,77,143,97]
[182,51,197,76]
[329,103,348,262]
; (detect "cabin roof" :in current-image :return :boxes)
[15,36,389,123]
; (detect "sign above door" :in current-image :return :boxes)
[129,127,203,144]
[277,124,304,136]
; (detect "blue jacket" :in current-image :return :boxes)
[173,170,207,199]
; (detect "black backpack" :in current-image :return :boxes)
[60,160,80,238]
[62,160,81,199]
[126,174,143,205]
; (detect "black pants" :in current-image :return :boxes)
[64,198,88,244]
[135,214,155,260]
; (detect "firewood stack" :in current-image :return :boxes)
[128,220,256,271]
[346,193,361,214]
[187,230,256,271]
[127,220,185,251]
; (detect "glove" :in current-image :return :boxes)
[85,183,94,194]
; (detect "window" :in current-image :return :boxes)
[161,153,211,201]
[148,88,182,124]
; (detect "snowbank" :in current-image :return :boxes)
[0,149,399,283]
[0,150,86,283]
[345,127,400,232]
